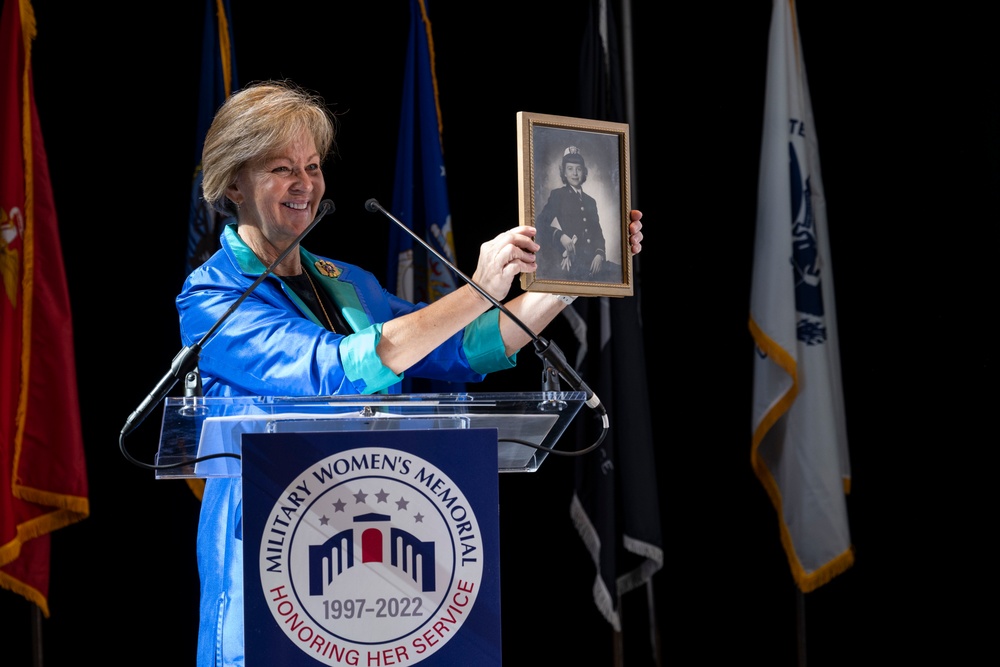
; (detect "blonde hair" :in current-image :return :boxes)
[201,80,337,216]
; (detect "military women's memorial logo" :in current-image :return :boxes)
[242,430,501,666]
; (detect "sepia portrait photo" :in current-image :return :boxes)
[516,111,632,297]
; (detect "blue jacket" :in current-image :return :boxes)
[178,225,516,666]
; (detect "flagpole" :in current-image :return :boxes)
[619,3,663,666]
[617,10,636,662]
[621,0,638,205]
[796,588,808,666]
[31,603,43,667]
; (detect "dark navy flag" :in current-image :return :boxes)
[389,0,463,393]
[567,0,663,662]
[186,0,238,275]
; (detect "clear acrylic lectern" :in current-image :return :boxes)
[154,391,587,479]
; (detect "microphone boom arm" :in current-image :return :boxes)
[364,198,602,412]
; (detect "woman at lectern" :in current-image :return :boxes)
[177,80,643,666]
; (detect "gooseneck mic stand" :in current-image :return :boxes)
[119,200,336,469]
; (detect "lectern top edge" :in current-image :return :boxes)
[155,391,587,479]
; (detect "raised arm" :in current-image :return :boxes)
[377,210,642,371]
[375,225,539,373]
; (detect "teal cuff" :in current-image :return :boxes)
[463,309,517,373]
[340,323,402,394]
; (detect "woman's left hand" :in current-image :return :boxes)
[628,210,643,255]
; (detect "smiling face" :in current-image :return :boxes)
[563,162,585,188]
[559,153,588,188]
[228,129,326,250]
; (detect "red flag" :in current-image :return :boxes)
[0,0,89,617]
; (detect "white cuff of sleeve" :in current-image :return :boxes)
[553,294,577,305]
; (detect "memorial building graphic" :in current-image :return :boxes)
[309,512,437,596]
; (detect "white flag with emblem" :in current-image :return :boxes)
[750,0,853,592]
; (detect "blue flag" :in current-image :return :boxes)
[389,0,463,393]
[186,0,238,274]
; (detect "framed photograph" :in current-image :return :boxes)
[517,111,632,297]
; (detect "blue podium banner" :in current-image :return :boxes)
[242,428,502,666]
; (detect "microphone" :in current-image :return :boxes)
[364,198,603,414]
[121,199,336,438]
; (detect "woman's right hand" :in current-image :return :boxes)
[470,225,538,302]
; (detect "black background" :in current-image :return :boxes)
[3,1,994,665]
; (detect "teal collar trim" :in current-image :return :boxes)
[224,224,268,274]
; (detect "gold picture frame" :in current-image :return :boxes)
[517,111,632,297]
